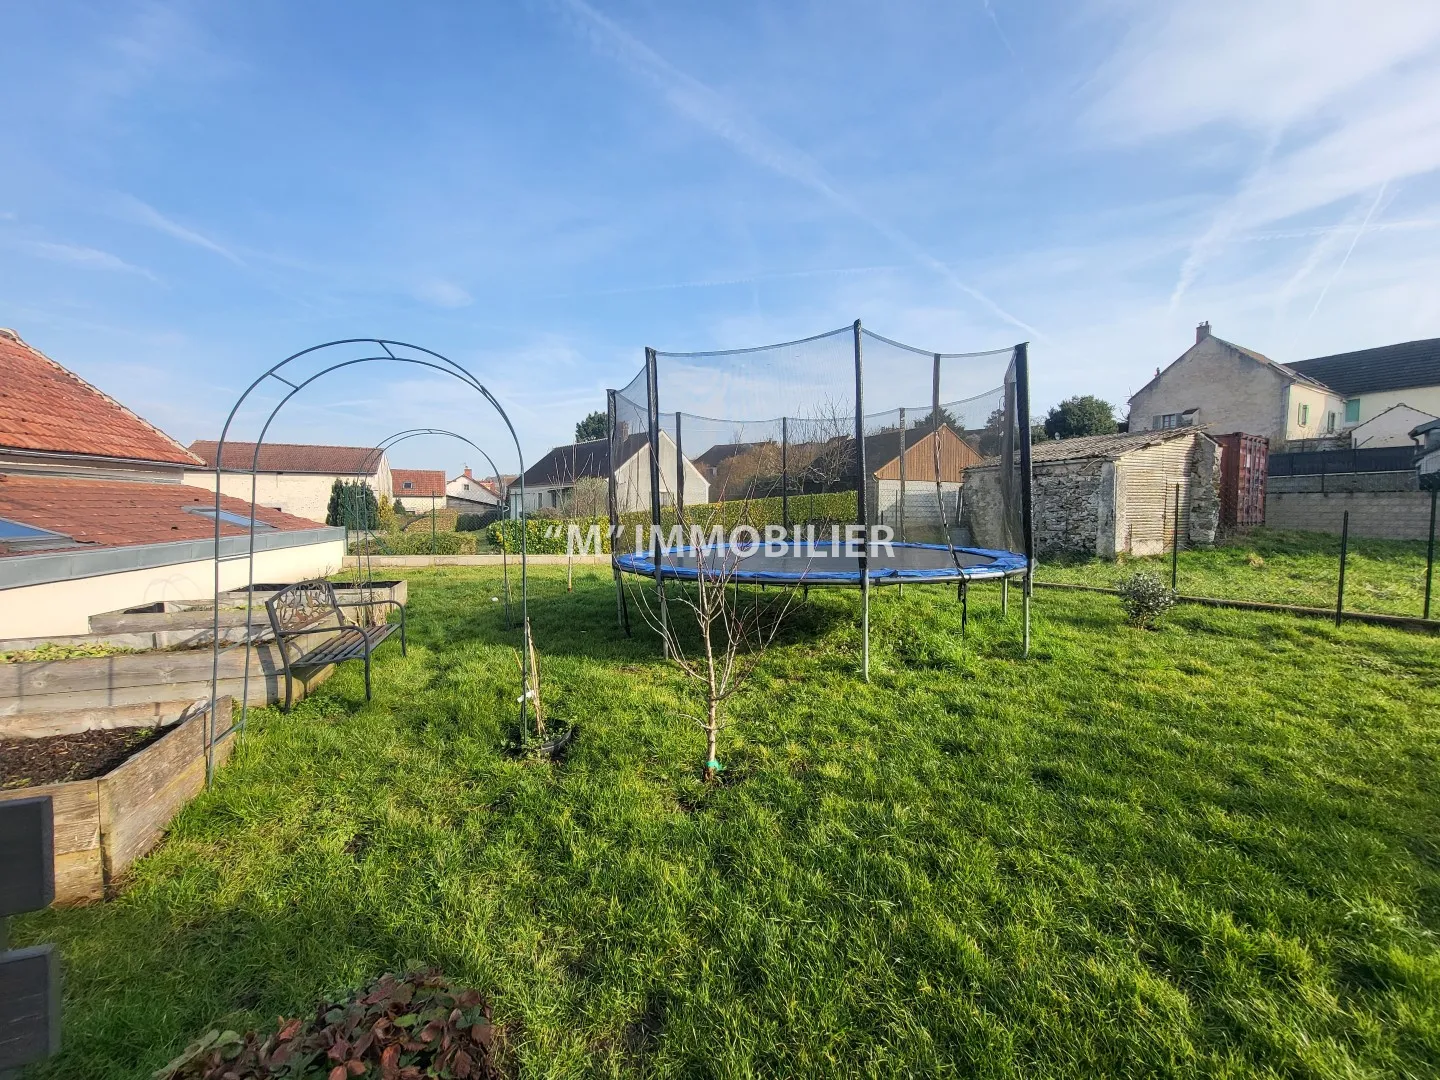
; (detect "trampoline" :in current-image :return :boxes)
[614,540,1028,586]
[605,319,1036,676]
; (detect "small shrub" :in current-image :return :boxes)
[1246,552,1266,568]
[153,969,503,1079]
[1117,570,1176,628]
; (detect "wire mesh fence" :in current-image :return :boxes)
[1038,491,1439,625]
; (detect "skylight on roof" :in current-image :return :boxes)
[0,517,77,552]
[183,506,275,530]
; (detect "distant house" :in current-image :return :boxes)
[1413,418,1440,490]
[0,328,340,637]
[692,423,980,538]
[510,435,709,517]
[1284,337,1440,429]
[446,467,503,511]
[186,441,392,524]
[1345,404,1438,450]
[391,469,446,513]
[1128,323,1345,450]
[964,429,1220,558]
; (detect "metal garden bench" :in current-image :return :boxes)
[264,579,406,711]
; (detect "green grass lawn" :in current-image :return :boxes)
[15,567,1440,1078]
[1037,528,1437,618]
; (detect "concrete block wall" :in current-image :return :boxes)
[1265,472,1435,540]
[871,478,961,542]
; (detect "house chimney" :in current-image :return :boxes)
[1196,321,1211,344]
[463,466,473,479]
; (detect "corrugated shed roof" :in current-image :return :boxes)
[188,440,385,474]
[969,429,1207,470]
[0,328,201,465]
[1284,337,1440,396]
[392,469,446,497]
[0,474,319,556]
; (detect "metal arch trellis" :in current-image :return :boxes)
[204,340,530,783]
[343,428,515,626]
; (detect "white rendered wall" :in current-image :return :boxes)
[0,539,345,639]
[184,471,389,524]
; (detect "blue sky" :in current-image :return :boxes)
[3,0,1439,474]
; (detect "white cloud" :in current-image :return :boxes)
[411,279,474,309]
[117,195,244,264]
[1089,0,1440,138]
[20,240,159,281]
[1085,2,1440,309]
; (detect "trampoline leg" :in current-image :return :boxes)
[960,581,968,640]
[1002,576,1009,617]
[614,567,630,635]
[861,577,871,682]
[1022,582,1031,657]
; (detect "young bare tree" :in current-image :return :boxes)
[627,480,805,779]
[794,394,856,492]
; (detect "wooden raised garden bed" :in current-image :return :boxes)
[1,640,334,738]
[0,698,234,904]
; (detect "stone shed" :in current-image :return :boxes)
[964,429,1220,558]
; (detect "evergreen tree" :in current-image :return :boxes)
[325,479,379,528]
[575,410,608,442]
[1043,396,1118,440]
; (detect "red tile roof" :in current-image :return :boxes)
[392,469,445,497]
[0,329,201,466]
[188,440,385,475]
[0,474,322,556]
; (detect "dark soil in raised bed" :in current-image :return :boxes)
[1,726,168,789]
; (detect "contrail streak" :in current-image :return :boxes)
[1308,182,1387,323]
[554,0,1043,341]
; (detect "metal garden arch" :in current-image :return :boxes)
[204,340,529,779]
[344,427,516,626]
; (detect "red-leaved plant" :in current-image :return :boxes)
[154,969,504,1080]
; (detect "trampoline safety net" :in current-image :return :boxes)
[607,321,1032,573]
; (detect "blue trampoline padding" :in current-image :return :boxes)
[613,539,1027,585]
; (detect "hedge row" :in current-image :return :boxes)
[349,531,478,556]
[486,516,609,555]
[485,492,858,553]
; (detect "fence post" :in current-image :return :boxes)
[431,493,437,556]
[1425,487,1436,621]
[1335,510,1349,627]
[1171,482,1181,591]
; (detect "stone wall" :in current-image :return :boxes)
[964,459,1108,556]
[1265,471,1436,540]
[1190,436,1221,545]
[1032,459,1108,555]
